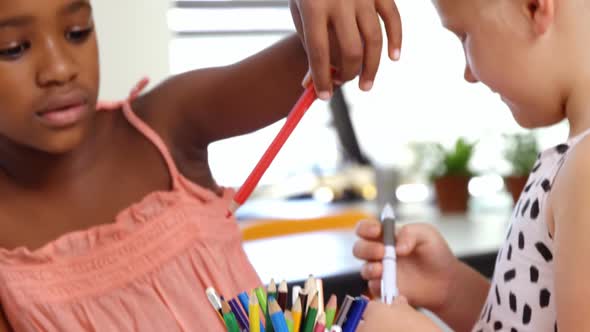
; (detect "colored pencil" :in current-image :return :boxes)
[285,310,294,332]
[315,278,324,318]
[206,287,223,321]
[313,313,326,332]
[222,300,241,332]
[302,294,318,332]
[278,280,289,311]
[229,297,250,331]
[227,82,318,216]
[324,294,337,330]
[268,279,278,300]
[266,295,276,332]
[291,285,302,308]
[292,296,303,332]
[269,298,290,332]
[250,291,261,332]
[298,290,308,332]
[239,292,250,315]
[332,295,354,329]
[342,297,369,332]
[255,286,268,315]
[267,278,278,332]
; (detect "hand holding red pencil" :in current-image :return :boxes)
[289,0,403,99]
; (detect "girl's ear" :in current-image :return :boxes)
[525,0,555,35]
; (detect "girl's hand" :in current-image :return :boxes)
[353,222,459,312]
[357,297,442,332]
[289,0,402,99]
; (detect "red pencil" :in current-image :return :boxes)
[227,81,317,216]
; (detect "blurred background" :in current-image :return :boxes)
[92,0,568,218]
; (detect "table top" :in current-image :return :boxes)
[241,200,511,283]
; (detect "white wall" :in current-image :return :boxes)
[91,0,171,100]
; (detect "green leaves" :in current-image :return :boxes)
[409,138,476,180]
[503,133,539,176]
[431,138,476,179]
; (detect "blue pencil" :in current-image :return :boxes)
[341,297,369,332]
[239,292,250,315]
[268,298,289,332]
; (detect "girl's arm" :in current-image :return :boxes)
[136,34,308,147]
[431,262,490,332]
[552,138,590,331]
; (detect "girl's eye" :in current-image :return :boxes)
[66,26,93,43]
[0,41,31,60]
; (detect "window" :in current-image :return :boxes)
[168,0,340,190]
[168,0,568,190]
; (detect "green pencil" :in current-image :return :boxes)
[285,310,294,332]
[324,294,337,329]
[255,286,267,315]
[222,300,240,332]
[302,294,318,332]
[268,279,278,300]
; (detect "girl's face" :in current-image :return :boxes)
[0,0,99,154]
[433,0,566,129]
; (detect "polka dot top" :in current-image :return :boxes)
[472,129,590,332]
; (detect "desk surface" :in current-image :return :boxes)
[241,200,511,283]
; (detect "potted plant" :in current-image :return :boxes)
[503,133,539,203]
[410,138,476,213]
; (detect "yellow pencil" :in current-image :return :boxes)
[292,296,302,332]
[249,291,261,332]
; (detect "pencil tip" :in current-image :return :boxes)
[381,203,395,220]
[310,293,319,307]
[250,291,258,305]
[293,297,302,311]
[279,280,288,292]
[327,294,337,307]
[221,300,231,313]
[269,298,283,314]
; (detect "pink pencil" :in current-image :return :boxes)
[314,312,326,332]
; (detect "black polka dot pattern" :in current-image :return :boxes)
[518,232,525,250]
[473,135,587,331]
[523,303,532,324]
[541,179,552,192]
[530,266,539,283]
[530,199,540,219]
[494,321,503,330]
[540,289,551,308]
[521,199,530,217]
[535,242,553,262]
[555,144,569,154]
[504,269,516,282]
[509,292,517,313]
